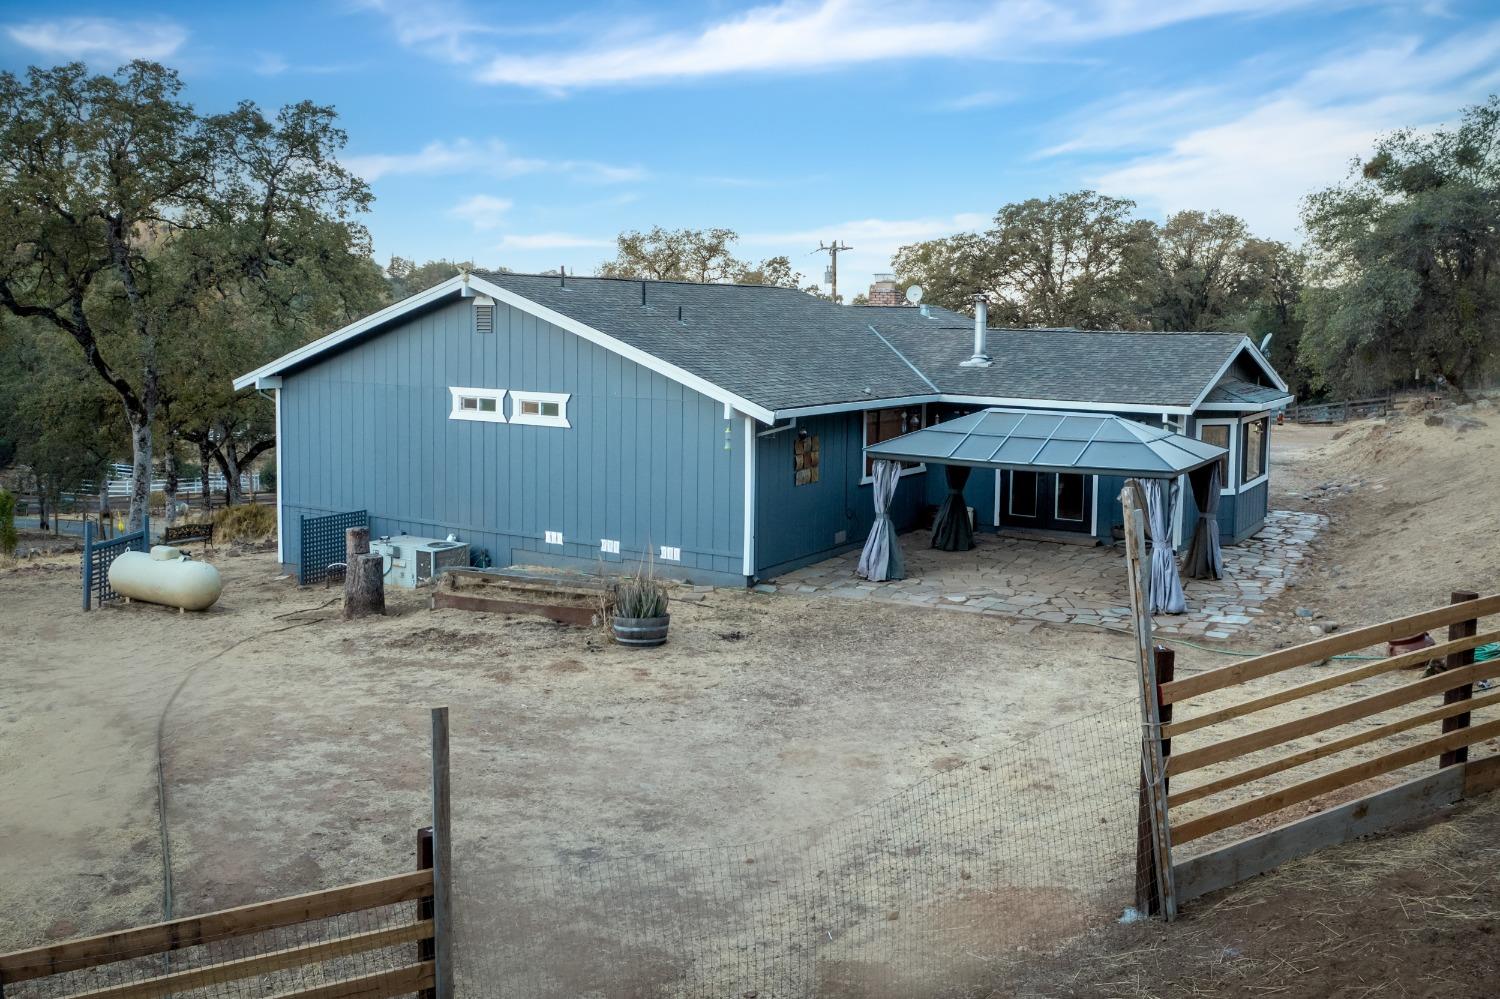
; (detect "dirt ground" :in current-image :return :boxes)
[0,543,1148,949]
[2,405,1499,996]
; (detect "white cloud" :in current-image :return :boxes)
[253,51,359,76]
[362,0,1335,90]
[343,138,645,184]
[934,89,1015,112]
[6,17,188,62]
[496,232,614,250]
[449,195,514,230]
[1078,27,1500,241]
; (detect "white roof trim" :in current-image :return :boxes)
[232,274,776,423]
[232,276,469,390]
[1197,394,1293,412]
[1186,337,1290,413]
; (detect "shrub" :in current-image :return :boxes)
[0,489,15,556]
[211,504,277,543]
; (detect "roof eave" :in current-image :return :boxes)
[233,276,470,390]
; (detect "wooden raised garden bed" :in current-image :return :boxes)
[430,567,610,626]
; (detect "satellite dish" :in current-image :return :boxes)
[1260,333,1273,351]
[905,285,924,305]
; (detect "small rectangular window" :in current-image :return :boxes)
[449,387,506,423]
[1197,423,1233,490]
[511,392,571,428]
[1242,417,1268,484]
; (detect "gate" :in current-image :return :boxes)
[81,516,150,610]
[298,510,368,585]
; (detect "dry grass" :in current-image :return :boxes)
[209,504,276,544]
[1004,791,1500,998]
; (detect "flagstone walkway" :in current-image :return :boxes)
[768,510,1329,639]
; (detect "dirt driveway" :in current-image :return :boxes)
[0,546,1156,954]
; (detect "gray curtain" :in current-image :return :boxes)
[1183,463,1224,580]
[930,464,974,552]
[857,459,905,581]
[1146,478,1187,614]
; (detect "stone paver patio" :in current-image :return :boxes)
[769,510,1328,639]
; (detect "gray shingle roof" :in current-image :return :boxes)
[877,324,1244,409]
[479,272,933,412]
[478,272,1257,414]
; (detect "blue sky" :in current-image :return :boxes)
[4,1,1499,297]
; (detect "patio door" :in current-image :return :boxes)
[998,470,1094,534]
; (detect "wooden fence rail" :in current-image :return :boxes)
[1287,393,1395,424]
[0,869,435,999]
[1141,589,1500,906]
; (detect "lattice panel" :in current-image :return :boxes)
[298,510,369,585]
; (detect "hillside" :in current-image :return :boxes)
[1272,400,1500,623]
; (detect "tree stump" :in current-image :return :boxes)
[344,527,384,618]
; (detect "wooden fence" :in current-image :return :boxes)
[1137,589,1499,913]
[1,709,455,999]
[1287,392,1395,424]
[0,868,435,999]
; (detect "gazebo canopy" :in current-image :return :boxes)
[864,408,1226,479]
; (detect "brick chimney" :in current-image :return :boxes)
[867,273,903,306]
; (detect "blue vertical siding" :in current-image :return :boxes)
[278,298,747,585]
[1180,414,1271,545]
[753,411,928,577]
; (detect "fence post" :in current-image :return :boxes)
[1440,590,1480,768]
[1134,645,1176,916]
[430,708,453,999]
[1122,483,1178,921]
[417,827,436,999]
[141,513,151,551]
[82,516,95,612]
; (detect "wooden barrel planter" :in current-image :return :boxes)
[613,614,670,647]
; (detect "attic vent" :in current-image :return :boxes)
[474,297,495,334]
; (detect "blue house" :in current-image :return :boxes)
[233,272,1290,587]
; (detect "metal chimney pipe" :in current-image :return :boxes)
[961,294,992,367]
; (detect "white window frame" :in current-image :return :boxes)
[1238,411,1271,493]
[1194,418,1237,494]
[511,390,571,428]
[1053,472,1087,523]
[449,387,507,423]
[860,404,928,485]
[1007,469,1040,519]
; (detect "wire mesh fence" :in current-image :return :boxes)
[2,898,431,999]
[452,696,1145,998]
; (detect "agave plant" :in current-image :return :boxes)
[610,559,669,619]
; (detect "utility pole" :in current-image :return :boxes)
[814,240,853,303]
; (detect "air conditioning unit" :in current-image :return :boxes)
[369,535,470,588]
